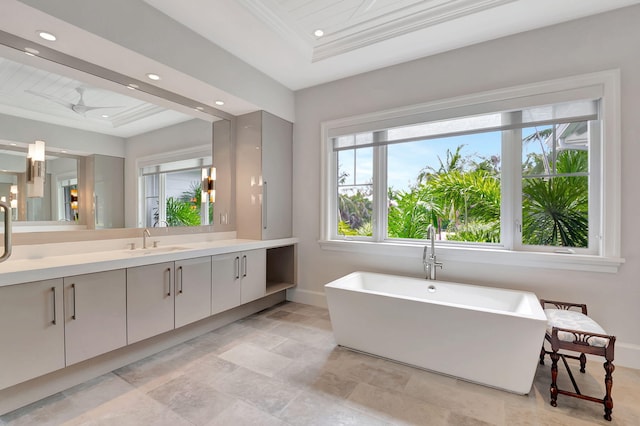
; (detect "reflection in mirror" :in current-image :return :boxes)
[0,38,232,234]
[0,144,78,224]
[140,155,212,228]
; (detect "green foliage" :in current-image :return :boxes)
[387,190,440,239]
[521,150,588,247]
[165,197,201,226]
[338,189,372,234]
[338,220,358,236]
[446,221,501,243]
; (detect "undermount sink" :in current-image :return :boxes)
[125,246,190,255]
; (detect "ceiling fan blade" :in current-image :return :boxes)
[72,105,124,114]
[25,89,74,110]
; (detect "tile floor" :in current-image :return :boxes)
[2,302,639,425]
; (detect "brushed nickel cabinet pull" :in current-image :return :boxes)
[71,283,77,320]
[0,201,11,263]
[263,181,268,230]
[51,286,56,325]
[166,267,172,296]
[242,255,247,278]
[234,256,240,279]
[178,266,183,294]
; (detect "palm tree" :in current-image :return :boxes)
[522,150,588,247]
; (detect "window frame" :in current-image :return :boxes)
[320,71,623,273]
[136,145,211,228]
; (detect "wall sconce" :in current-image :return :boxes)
[9,185,17,209]
[26,140,46,198]
[70,188,78,211]
[201,167,216,203]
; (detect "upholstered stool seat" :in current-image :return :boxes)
[539,300,616,421]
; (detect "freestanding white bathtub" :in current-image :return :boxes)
[325,271,547,394]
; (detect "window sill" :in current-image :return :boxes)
[318,239,624,273]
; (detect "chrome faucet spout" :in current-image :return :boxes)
[423,224,443,280]
[142,228,151,249]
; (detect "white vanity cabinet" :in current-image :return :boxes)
[126,262,175,344]
[211,252,241,315]
[63,270,127,365]
[212,249,266,313]
[240,249,267,303]
[175,256,212,328]
[236,111,293,240]
[0,279,65,390]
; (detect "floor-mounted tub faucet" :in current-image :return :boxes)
[423,224,443,280]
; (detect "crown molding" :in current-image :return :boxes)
[311,0,517,61]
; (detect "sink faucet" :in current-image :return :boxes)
[423,224,443,280]
[142,228,151,249]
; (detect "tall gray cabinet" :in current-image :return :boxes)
[236,111,293,240]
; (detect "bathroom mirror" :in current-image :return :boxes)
[0,31,234,234]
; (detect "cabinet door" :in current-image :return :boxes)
[0,279,64,390]
[236,111,263,240]
[127,262,174,344]
[212,252,242,314]
[261,112,293,240]
[175,256,212,328]
[240,249,266,304]
[64,270,127,365]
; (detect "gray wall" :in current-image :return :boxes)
[292,5,640,367]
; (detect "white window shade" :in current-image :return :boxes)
[332,99,598,151]
[141,156,211,175]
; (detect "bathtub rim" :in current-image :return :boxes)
[324,271,547,321]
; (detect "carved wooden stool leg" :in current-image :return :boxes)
[603,361,615,421]
[539,346,546,365]
[579,353,587,373]
[550,351,560,407]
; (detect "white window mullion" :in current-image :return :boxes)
[374,144,388,241]
[158,173,167,226]
[589,120,602,255]
[501,112,522,250]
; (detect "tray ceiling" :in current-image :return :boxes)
[144,0,640,90]
[0,54,193,139]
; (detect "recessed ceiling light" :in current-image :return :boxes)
[314,29,324,37]
[10,143,17,146]
[146,73,161,81]
[101,114,109,118]
[37,31,57,41]
[127,84,139,90]
[215,100,225,106]
[61,150,67,153]
[195,106,204,111]
[24,47,39,56]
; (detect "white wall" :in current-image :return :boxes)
[123,118,213,227]
[292,6,640,368]
[0,113,125,157]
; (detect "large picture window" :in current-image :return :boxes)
[321,72,622,270]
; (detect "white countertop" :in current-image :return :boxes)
[0,237,298,287]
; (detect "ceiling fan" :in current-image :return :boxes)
[25,87,122,116]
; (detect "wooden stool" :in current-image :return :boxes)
[539,299,616,421]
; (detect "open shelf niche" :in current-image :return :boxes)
[266,245,296,295]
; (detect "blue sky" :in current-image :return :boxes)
[338,132,502,192]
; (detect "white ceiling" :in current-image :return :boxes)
[144,0,640,90]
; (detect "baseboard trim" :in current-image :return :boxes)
[286,288,327,308]
[615,342,640,370]
[0,292,286,416]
